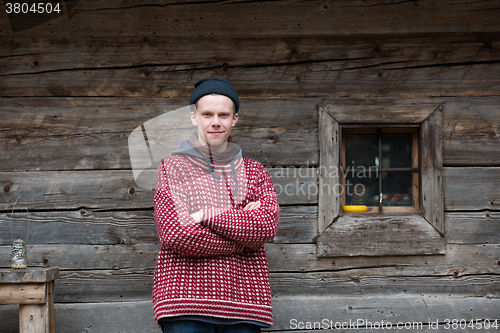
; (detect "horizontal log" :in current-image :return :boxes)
[2,296,499,333]
[1,1,499,37]
[1,57,498,98]
[2,34,499,76]
[0,98,317,171]
[0,168,314,211]
[271,273,500,298]
[442,98,500,166]
[446,212,500,244]
[0,205,315,246]
[0,283,46,305]
[1,97,499,174]
[0,244,498,277]
[265,243,500,275]
[444,167,500,211]
[2,167,497,211]
[48,269,500,303]
[1,34,499,98]
[271,296,500,331]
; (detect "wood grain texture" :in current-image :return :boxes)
[444,167,500,211]
[1,97,499,173]
[0,205,316,246]
[446,212,500,244]
[0,168,315,210]
[421,107,445,234]
[1,33,499,97]
[2,296,499,333]
[2,244,497,276]
[0,283,46,305]
[318,106,340,233]
[0,268,59,283]
[317,215,445,257]
[1,1,499,37]
[0,98,317,171]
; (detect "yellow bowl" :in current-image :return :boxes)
[343,205,368,212]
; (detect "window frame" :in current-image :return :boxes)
[316,101,445,257]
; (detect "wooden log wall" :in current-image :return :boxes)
[0,1,499,332]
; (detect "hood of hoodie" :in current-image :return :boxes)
[171,138,244,195]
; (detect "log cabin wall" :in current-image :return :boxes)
[0,1,499,331]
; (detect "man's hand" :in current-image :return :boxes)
[243,201,261,211]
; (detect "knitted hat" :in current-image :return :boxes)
[190,78,239,113]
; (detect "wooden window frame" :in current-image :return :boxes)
[317,101,445,257]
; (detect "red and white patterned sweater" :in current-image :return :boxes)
[152,153,280,326]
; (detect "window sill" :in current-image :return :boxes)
[317,215,446,257]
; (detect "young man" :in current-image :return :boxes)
[153,78,280,333]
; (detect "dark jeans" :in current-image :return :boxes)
[161,320,261,333]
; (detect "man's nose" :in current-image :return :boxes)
[211,116,220,126]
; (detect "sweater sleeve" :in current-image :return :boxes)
[201,164,280,250]
[154,160,244,257]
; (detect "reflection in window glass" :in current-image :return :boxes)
[381,133,413,168]
[345,134,378,168]
[381,172,414,207]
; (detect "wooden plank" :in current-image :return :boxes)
[0,283,46,305]
[0,168,315,210]
[2,57,498,98]
[271,296,500,331]
[317,215,445,257]
[3,34,498,76]
[1,33,499,98]
[0,268,59,283]
[1,206,316,246]
[446,212,500,244]
[318,106,340,233]
[19,303,49,333]
[0,98,317,171]
[49,269,500,303]
[0,244,158,271]
[272,206,317,244]
[421,107,445,234]
[271,273,500,298]
[1,243,499,276]
[442,98,500,166]
[0,210,158,246]
[2,297,499,333]
[266,243,500,275]
[53,269,153,303]
[1,1,499,37]
[444,167,500,211]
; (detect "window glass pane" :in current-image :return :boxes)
[345,171,379,206]
[381,133,413,168]
[381,172,414,207]
[345,134,378,168]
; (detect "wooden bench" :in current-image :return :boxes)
[0,267,59,333]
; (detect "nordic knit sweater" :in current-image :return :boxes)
[152,153,280,326]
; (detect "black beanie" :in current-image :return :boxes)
[190,78,239,112]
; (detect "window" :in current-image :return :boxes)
[316,101,445,257]
[342,128,419,213]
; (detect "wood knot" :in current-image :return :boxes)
[129,187,136,195]
[221,63,230,72]
[4,184,10,193]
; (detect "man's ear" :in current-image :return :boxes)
[231,113,239,127]
[190,112,198,126]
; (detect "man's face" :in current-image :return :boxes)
[190,94,238,151]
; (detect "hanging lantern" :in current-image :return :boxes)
[11,239,27,269]
[10,196,30,269]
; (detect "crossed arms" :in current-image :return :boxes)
[154,159,280,257]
